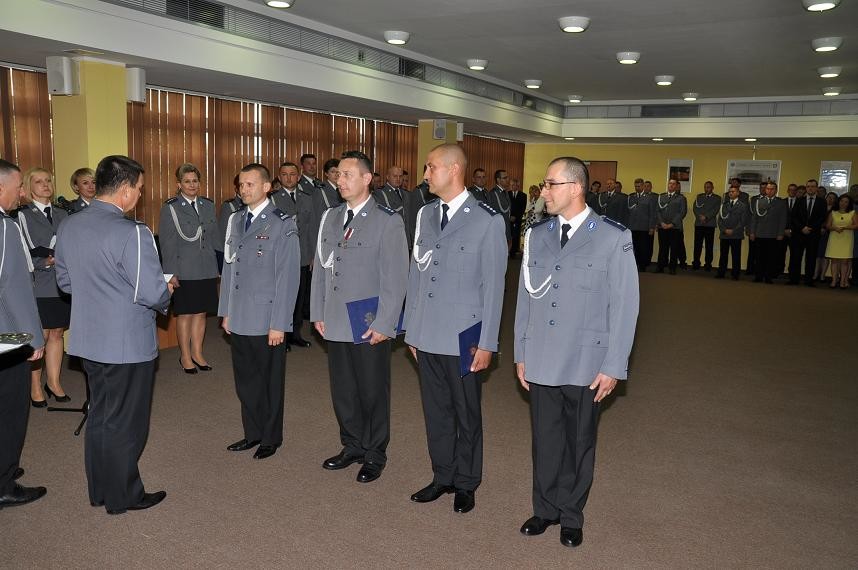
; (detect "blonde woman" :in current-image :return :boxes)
[16,168,71,406]
[66,167,96,213]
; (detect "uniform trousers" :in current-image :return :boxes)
[291,265,311,337]
[693,226,715,269]
[327,340,391,464]
[789,233,821,284]
[81,358,155,511]
[631,230,652,270]
[0,349,30,494]
[746,239,758,274]
[718,239,743,278]
[657,228,682,270]
[529,383,600,529]
[417,351,483,491]
[511,220,522,254]
[755,238,781,281]
[230,335,287,447]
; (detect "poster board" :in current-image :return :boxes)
[668,159,693,193]
[725,160,781,196]
[819,161,851,193]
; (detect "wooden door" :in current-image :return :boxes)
[584,161,618,187]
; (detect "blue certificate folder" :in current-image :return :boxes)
[346,297,405,344]
[458,322,482,377]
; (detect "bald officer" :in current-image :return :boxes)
[55,155,174,515]
[373,166,405,214]
[514,156,639,548]
[311,151,408,484]
[405,143,507,514]
[219,163,300,460]
[0,159,47,509]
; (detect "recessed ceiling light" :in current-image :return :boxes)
[617,51,640,64]
[655,75,675,86]
[812,37,843,52]
[823,86,841,96]
[557,16,590,33]
[682,93,698,101]
[802,0,840,11]
[467,59,488,71]
[818,66,841,78]
[266,0,293,7]
[652,138,664,142]
[524,79,542,89]
[564,137,575,140]
[745,138,757,142]
[383,31,410,45]
[567,95,582,103]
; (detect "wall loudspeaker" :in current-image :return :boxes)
[456,122,464,142]
[46,56,79,96]
[433,119,446,140]
[126,68,146,103]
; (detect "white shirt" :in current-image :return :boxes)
[440,188,470,223]
[558,206,593,243]
[180,193,197,209]
[32,199,51,218]
[247,198,270,221]
[302,174,314,185]
[344,195,371,225]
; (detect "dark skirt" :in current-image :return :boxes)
[37,295,71,329]
[172,278,218,315]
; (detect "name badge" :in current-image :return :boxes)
[256,235,269,240]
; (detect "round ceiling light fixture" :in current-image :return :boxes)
[564,137,576,140]
[802,0,840,11]
[682,92,698,101]
[524,79,542,89]
[745,138,758,142]
[823,86,841,96]
[567,95,583,103]
[617,51,640,64]
[652,138,664,142]
[812,37,843,52]
[557,16,590,33]
[383,31,410,45]
[467,59,488,70]
[818,66,841,78]
[266,0,293,7]
[655,75,675,86]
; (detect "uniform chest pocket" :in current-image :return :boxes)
[253,239,275,264]
[455,242,478,272]
[573,256,607,290]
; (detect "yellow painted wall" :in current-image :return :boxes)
[417,119,458,170]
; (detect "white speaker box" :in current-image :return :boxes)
[46,56,79,96]
[456,122,464,142]
[433,119,446,140]
[126,68,146,103]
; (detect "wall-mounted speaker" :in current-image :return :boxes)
[46,56,79,96]
[433,119,446,140]
[456,122,464,142]
[126,68,146,103]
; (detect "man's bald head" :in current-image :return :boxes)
[425,143,468,200]
[429,143,467,171]
[386,165,403,188]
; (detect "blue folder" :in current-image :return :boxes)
[458,321,482,377]
[346,297,406,344]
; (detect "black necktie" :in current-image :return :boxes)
[191,200,198,215]
[560,223,571,248]
[289,191,296,203]
[245,211,253,232]
[44,206,52,225]
[441,204,450,230]
[396,188,403,201]
[343,209,354,230]
[808,198,814,212]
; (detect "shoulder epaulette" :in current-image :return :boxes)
[313,180,326,189]
[603,217,627,231]
[272,208,290,221]
[529,216,553,229]
[165,197,179,204]
[478,201,498,215]
[377,203,396,215]
[198,196,214,203]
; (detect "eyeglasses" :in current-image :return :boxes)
[541,180,575,189]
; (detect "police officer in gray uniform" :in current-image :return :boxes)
[655,178,688,274]
[691,181,722,271]
[514,156,639,548]
[219,175,244,269]
[715,184,749,280]
[219,163,300,461]
[402,178,437,249]
[55,155,174,515]
[65,167,96,214]
[372,165,405,214]
[467,168,489,203]
[0,159,48,510]
[488,170,513,243]
[750,181,787,283]
[596,180,628,225]
[405,144,507,514]
[311,151,408,484]
[626,178,658,271]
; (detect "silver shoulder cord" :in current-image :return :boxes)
[412,206,433,272]
[316,208,335,270]
[320,187,332,209]
[17,211,36,249]
[168,204,202,243]
[718,203,731,220]
[522,227,551,298]
[223,211,239,263]
[9,217,35,272]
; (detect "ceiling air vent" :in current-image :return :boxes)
[166,0,225,29]
[640,104,699,118]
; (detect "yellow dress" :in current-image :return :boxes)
[825,211,855,259]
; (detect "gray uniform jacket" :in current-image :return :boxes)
[468,186,488,203]
[55,200,170,364]
[218,201,300,336]
[65,197,90,214]
[219,196,244,249]
[310,197,409,342]
[487,186,512,240]
[597,191,629,225]
[402,185,436,248]
[693,193,722,228]
[750,196,787,239]
[514,211,639,385]
[626,192,658,232]
[16,202,68,298]
[655,192,688,227]
[372,184,404,213]
[0,211,45,349]
[270,187,315,266]
[158,195,220,280]
[404,194,507,356]
[717,199,749,240]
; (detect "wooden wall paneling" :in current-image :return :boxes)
[0,68,12,161]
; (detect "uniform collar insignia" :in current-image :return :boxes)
[463,207,470,213]
[547,220,556,232]
[587,220,597,232]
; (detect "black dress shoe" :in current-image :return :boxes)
[560,527,583,547]
[191,359,212,371]
[13,467,24,480]
[180,359,198,374]
[288,337,311,348]
[107,490,166,515]
[253,445,277,459]
[226,438,260,451]
[714,273,725,279]
[668,267,677,275]
[31,398,47,408]
[44,384,71,403]
[520,516,559,536]
[0,483,47,509]
[322,451,364,470]
[410,482,455,503]
[453,489,475,513]
[356,462,384,483]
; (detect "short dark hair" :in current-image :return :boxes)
[614,181,623,190]
[95,155,145,196]
[548,157,589,191]
[473,168,485,176]
[494,169,507,182]
[644,180,652,185]
[591,180,601,188]
[341,150,373,174]
[402,170,408,176]
[837,194,854,212]
[241,163,271,182]
[0,158,21,178]
[300,153,316,165]
[279,161,299,171]
[373,172,381,177]
[323,158,339,173]
[807,179,819,185]
[765,181,778,189]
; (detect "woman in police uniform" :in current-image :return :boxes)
[158,163,220,373]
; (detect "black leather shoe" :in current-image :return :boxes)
[714,273,725,279]
[560,527,583,547]
[453,489,475,513]
[107,490,166,515]
[520,516,559,536]
[44,384,71,403]
[288,337,311,348]
[253,445,277,460]
[191,359,212,371]
[410,482,455,503]
[226,438,260,451]
[668,267,677,275]
[13,467,24,480]
[322,451,364,470]
[356,462,384,483]
[180,358,198,374]
[31,398,47,408]
[0,483,47,509]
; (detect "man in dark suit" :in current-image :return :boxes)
[788,179,827,286]
[782,183,798,275]
[0,159,48,510]
[509,177,528,256]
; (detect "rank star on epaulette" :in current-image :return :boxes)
[272,208,289,220]
[477,202,498,215]
[602,217,627,231]
[165,197,179,204]
[377,204,396,215]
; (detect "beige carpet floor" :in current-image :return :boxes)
[3,265,857,569]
